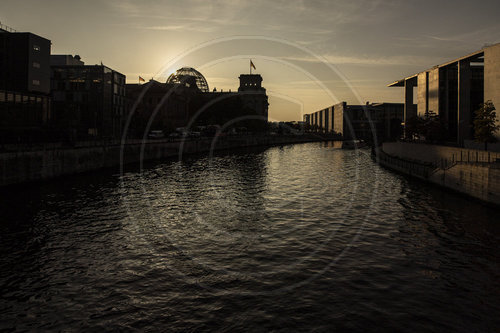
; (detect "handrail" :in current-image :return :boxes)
[377,148,500,178]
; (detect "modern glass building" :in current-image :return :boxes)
[51,56,126,140]
[388,43,500,144]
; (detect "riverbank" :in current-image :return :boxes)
[0,134,335,187]
[375,142,500,206]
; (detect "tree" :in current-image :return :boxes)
[474,100,499,149]
[404,115,424,140]
[404,111,448,143]
[422,110,447,143]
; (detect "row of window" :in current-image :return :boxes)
[0,91,47,104]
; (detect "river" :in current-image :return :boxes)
[0,142,499,331]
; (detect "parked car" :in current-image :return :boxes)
[189,131,201,138]
[148,130,165,139]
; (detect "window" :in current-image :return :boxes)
[33,45,40,51]
[33,62,40,68]
[32,79,40,86]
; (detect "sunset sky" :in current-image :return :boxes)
[2,0,500,121]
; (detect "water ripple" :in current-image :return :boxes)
[0,143,499,331]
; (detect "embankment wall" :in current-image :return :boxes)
[0,135,325,187]
[378,142,500,206]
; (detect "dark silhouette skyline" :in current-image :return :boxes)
[1,0,499,120]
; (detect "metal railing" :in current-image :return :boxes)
[375,150,434,178]
[436,150,500,170]
[376,148,500,179]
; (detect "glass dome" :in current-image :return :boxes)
[166,67,209,92]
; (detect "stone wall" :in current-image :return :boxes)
[379,142,500,206]
[428,162,500,204]
[0,135,323,187]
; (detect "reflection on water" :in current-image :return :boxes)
[0,142,499,331]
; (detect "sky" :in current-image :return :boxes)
[1,0,500,121]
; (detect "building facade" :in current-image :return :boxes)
[237,74,269,130]
[304,102,403,142]
[0,27,51,142]
[126,80,193,137]
[51,55,126,140]
[388,43,500,144]
[0,29,51,94]
[125,69,269,137]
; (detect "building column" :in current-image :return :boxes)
[324,109,329,132]
[404,77,417,137]
[484,44,500,141]
[404,78,417,122]
[319,110,323,132]
[458,60,471,145]
[330,107,334,133]
[417,72,428,117]
[442,68,450,124]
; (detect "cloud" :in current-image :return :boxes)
[282,53,442,67]
[107,0,402,39]
[141,25,217,33]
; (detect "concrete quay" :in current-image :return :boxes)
[0,134,334,187]
[376,142,500,206]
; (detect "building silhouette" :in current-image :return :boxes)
[0,26,51,142]
[126,80,195,137]
[126,68,269,137]
[238,74,269,127]
[1,24,269,144]
[166,67,209,92]
[50,55,126,140]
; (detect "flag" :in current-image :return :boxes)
[139,76,145,83]
[250,60,256,70]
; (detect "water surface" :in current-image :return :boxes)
[0,142,499,331]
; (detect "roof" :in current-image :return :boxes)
[388,43,499,87]
[51,64,124,76]
[387,74,418,87]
